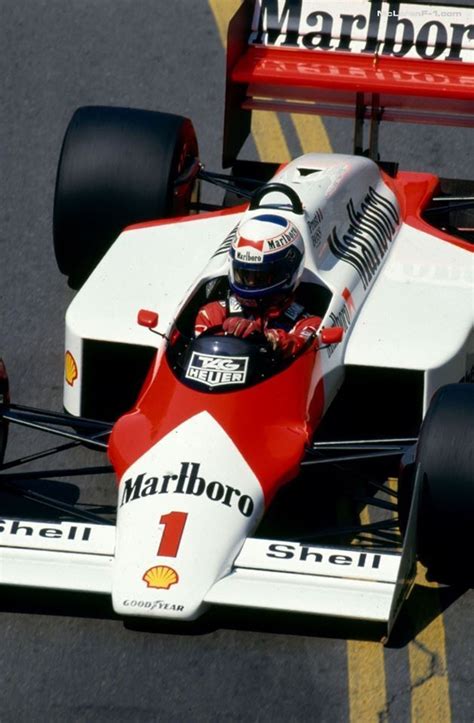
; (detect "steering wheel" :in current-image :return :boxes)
[196,329,277,357]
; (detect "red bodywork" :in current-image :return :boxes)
[386,171,474,253]
[109,346,324,505]
[232,47,474,124]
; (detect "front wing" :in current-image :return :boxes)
[0,466,421,639]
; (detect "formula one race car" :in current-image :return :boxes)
[1,0,473,639]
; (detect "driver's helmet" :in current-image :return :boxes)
[229,214,305,304]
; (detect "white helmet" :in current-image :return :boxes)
[229,214,305,302]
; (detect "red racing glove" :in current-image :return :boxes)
[264,328,294,354]
[222,317,262,338]
[264,316,322,355]
[195,302,227,336]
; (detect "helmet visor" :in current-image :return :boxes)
[232,257,292,292]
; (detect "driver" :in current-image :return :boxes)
[195,214,322,356]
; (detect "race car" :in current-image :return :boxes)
[1,0,473,639]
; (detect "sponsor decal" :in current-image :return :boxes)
[0,518,92,541]
[308,208,323,247]
[65,351,78,386]
[267,542,382,568]
[120,462,255,518]
[212,224,239,258]
[142,565,179,590]
[123,599,184,612]
[236,537,400,580]
[250,0,474,62]
[266,223,299,252]
[186,352,249,387]
[228,296,244,314]
[281,60,474,89]
[284,301,304,322]
[237,237,265,252]
[327,185,399,289]
[326,287,355,357]
[235,248,264,263]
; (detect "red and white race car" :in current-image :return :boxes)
[1,0,473,639]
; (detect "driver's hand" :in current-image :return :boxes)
[223,317,261,338]
[265,328,294,355]
[264,328,281,350]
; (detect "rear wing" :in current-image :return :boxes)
[223,0,474,165]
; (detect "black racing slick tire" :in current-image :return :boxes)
[53,105,198,285]
[415,384,474,576]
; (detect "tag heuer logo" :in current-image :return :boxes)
[185,352,248,387]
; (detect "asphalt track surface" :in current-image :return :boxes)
[1,1,473,721]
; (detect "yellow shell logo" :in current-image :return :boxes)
[142,565,179,590]
[65,351,78,387]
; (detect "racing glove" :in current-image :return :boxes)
[265,316,322,355]
[222,317,262,338]
[264,328,295,354]
[195,301,227,336]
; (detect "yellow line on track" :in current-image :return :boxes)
[208,0,240,47]
[347,505,388,723]
[347,641,388,723]
[291,114,333,155]
[208,0,329,160]
[251,112,291,163]
[208,0,290,163]
[409,565,451,723]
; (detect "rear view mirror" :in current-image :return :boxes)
[320,327,344,345]
[137,309,159,329]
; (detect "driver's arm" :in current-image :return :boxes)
[265,316,322,355]
[195,301,227,336]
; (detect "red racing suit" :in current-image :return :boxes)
[195,295,322,356]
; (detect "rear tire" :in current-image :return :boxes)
[53,106,198,286]
[414,384,474,577]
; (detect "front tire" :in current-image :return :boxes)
[414,384,474,576]
[53,106,198,286]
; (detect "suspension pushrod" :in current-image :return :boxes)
[5,404,112,430]
[2,412,109,449]
[0,466,113,482]
[302,450,405,466]
[312,437,417,447]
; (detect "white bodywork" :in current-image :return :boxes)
[112,411,264,620]
[64,153,474,417]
